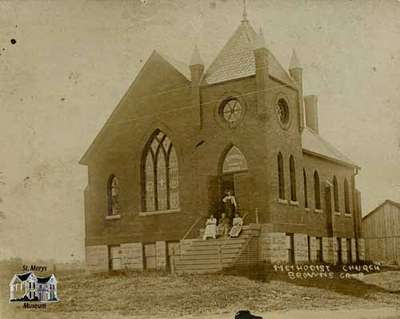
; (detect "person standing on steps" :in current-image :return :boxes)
[222,189,237,223]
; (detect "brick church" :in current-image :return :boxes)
[80,9,365,272]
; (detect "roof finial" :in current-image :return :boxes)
[242,0,248,22]
[190,45,204,66]
[289,49,301,69]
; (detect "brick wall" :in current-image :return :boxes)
[82,45,359,256]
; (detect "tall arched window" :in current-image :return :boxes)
[344,178,350,214]
[303,169,308,208]
[314,171,321,209]
[333,176,339,212]
[107,175,120,215]
[142,130,180,212]
[289,155,297,201]
[277,152,285,199]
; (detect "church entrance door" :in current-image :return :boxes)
[219,146,251,217]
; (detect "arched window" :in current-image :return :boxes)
[314,171,321,209]
[277,152,285,199]
[107,175,120,215]
[344,178,350,214]
[333,176,339,212]
[303,169,308,208]
[289,155,297,201]
[142,130,180,212]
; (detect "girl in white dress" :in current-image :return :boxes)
[203,214,217,240]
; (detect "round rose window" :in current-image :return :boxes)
[220,98,243,125]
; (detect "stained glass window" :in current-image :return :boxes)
[221,98,243,124]
[333,176,339,212]
[314,171,321,209]
[278,152,285,199]
[145,153,155,212]
[143,130,180,212]
[168,147,180,209]
[289,155,297,201]
[303,169,308,208]
[107,175,120,215]
[344,178,351,214]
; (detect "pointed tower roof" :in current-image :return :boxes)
[254,27,266,49]
[190,45,204,66]
[204,19,296,86]
[242,0,248,22]
[289,49,301,69]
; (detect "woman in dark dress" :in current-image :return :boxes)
[222,189,237,222]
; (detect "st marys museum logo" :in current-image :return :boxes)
[9,271,59,303]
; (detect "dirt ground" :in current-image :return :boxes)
[1,264,399,319]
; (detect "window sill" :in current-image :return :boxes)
[139,209,180,216]
[305,208,310,212]
[314,209,323,213]
[334,211,341,216]
[105,214,121,220]
[278,199,288,205]
[344,213,352,217]
[289,200,299,206]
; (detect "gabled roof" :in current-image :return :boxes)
[157,51,191,80]
[363,200,400,220]
[204,20,295,87]
[302,127,359,168]
[79,50,190,165]
[16,272,35,281]
[10,272,36,286]
[37,274,55,284]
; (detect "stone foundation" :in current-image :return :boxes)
[322,237,334,264]
[294,233,308,263]
[358,238,365,261]
[120,243,144,270]
[86,245,108,272]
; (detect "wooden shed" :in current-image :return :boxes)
[362,200,400,264]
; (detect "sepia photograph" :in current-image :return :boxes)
[0,0,399,318]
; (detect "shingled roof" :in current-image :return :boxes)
[204,20,295,87]
[302,127,359,168]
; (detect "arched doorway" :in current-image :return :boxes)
[220,145,248,194]
[218,145,251,217]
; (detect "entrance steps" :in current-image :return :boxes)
[174,224,260,274]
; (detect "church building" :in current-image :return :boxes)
[80,9,365,272]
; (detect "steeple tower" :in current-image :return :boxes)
[242,0,248,22]
[289,49,305,131]
[189,45,204,128]
[190,45,204,84]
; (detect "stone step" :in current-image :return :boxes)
[190,238,247,245]
[177,254,238,262]
[175,257,237,265]
[175,263,223,270]
[181,247,243,256]
[175,269,220,274]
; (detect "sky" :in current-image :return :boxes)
[0,0,399,262]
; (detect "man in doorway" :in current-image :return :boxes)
[222,189,237,223]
